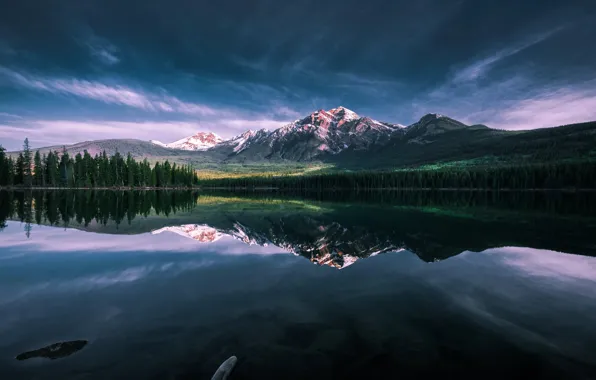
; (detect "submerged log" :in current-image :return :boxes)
[16,340,88,361]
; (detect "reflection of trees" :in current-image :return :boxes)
[0,189,595,258]
[23,190,32,238]
[0,190,200,237]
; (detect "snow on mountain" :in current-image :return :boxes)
[151,132,223,151]
[217,129,270,154]
[329,106,359,121]
[146,107,440,160]
[252,106,405,160]
[151,224,224,243]
[149,139,168,148]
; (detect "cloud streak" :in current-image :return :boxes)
[0,117,291,149]
[0,66,219,116]
[86,39,120,65]
[485,86,596,130]
[410,25,596,130]
[451,28,564,84]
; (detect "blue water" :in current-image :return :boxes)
[1,218,596,379]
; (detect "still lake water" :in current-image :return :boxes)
[1,190,596,379]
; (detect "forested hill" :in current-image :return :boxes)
[327,120,596,169]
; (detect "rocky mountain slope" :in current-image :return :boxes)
[151,106,405,161]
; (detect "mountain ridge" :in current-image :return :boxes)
[9,107,596,170]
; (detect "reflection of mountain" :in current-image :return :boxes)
[5,191,596,269]
[151,222,405,269]
[148,200,596,269]
[152,224,224,243]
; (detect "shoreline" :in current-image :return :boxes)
[0,186,198,190]
[0,186,594,192]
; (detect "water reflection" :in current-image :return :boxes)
[1,190,596,379]
[1,190,596,268]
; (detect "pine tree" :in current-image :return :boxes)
[0,145,8,186]
[33,150,44,186]
[59,147,70,187]
[14,153,24,185]
[22,138,33,187]
[6,157,15,186]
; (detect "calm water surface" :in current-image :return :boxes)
[0,190,595,379]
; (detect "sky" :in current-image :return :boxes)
[0,0,595,150]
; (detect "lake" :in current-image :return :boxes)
[1,190,595,379]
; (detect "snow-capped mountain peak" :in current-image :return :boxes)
[328,106,359,121]
[151,131,223,151]
[147,107,457,158]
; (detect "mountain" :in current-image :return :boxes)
[20,139,180,158]
[13,107,596,169]
[148,106,404,160]
[212,129,271,156]
[146,108,596,166]
[209,106,405,161]
[150,131,223,151]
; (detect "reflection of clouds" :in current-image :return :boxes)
[432,246,596,365]
[0,260,214,306]
[485,246,596,283]
[0,222,285,256]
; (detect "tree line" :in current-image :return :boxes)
[199,160,596,190]
[0,139,198,188]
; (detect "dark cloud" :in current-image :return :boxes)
[0,0,595,149]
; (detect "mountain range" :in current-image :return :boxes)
[14,106,596,169]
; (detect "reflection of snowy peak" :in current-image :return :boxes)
[151,224,224,243]
[150,223,269,246]
[151,219,406,269]
[229,222,270,246]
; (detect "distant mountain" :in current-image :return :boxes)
[13,106,596,169]
[151,132,223,151]
[19,139,179,158]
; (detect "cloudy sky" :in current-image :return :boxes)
[0,0,595,150]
